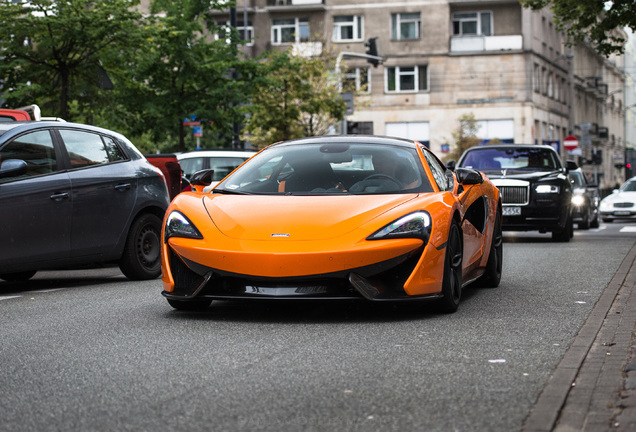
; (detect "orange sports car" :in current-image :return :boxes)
[161,136,502,313]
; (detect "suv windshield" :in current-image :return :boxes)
[215,143,433,195]
[461,147,561,171]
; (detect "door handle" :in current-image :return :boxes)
[114,183,131,191]
[50,192,69,201]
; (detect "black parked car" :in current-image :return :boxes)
[568,167,600,229]
[0,122,170,281]
[453,144,574,242]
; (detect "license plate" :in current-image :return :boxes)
[503,206,521,216]
[614,211,631,216]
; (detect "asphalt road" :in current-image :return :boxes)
[1,223,635,432]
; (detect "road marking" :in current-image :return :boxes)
[620,227,636,233]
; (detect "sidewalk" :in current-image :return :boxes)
[523,243,636,431]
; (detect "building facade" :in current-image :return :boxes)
[208,0,626,189]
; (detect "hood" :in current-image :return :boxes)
[601,191,636,204]
[202,194,419,241]
[482,169,565,182]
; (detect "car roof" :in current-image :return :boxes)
[272,135,420,150]
[0,121,126,137]
[177,150,257,159]
[464,144,557,151]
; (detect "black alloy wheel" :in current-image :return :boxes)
[439,219,463,313]
[478,208,503,288]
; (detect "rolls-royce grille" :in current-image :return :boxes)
[499,186,529,205]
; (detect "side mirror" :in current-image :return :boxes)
[456,168,483,185]
[445,160,456,171]
[565,160,578,172]
[0,159,27,179]
[189,169,214,192]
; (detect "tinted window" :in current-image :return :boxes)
[60,130,120,168]
[461,147,560,170]
[422,148,448,191]
[0,130,57,183]
[208,157,249,181]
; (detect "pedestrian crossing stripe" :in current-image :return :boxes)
[619,227,636,232]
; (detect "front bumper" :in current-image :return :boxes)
[161,245,443,302]
[600,210,636,220]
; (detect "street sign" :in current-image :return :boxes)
[564,135,579,152]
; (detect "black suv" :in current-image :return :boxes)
[453,144,574,242]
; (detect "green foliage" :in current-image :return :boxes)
[520,0,636,56]
[0,0,146,120]
[243,50,346,149]
[445,113,482,162]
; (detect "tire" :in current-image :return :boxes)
[167,298,212,311]
[0,270,37,282]
[478,209,503,288]
[552,215,573,242]
[438,219,463,313]
[578,205,590,230]
[590,212,600,228]
[603,218,612,223]
[119,213,162,280]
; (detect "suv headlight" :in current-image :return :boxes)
[165,211,203,241]
[536,184,560,194]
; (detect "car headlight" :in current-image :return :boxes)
[536,184,560,193]
[367,211,432,243]
[165,211,203,242]
[571,194,585,206]
[599,200,611,211]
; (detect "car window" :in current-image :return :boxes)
[421,147,449,191]
[59,129,124,168]
[0,130,57,183]
[208,157,249,181]
[180,157,204,179]
[620,181,636,192]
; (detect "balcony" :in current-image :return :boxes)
[450,35,523,53]
[266,0,325,7]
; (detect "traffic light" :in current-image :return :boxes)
[365,37,379,67]
[592,148,602,165]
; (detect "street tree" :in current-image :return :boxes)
[0,0,146,120]
[445,113,482,162]
[520,0,636,56]
[243,49,346,149]
[112,0,259,152]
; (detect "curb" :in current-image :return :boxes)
[522,243,636,431]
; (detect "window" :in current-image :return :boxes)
[333,15,363,42]
[216,21,254,46]
[533,63,540,93]
[452,11,492,36]
[391,13,421,40]
[422,149,449,191]
[386,66,428,92]
[59,130,124,168]
[342,67,370,93]
[386,122,430,146]
[272,18,309,44]
[0,130,57,182]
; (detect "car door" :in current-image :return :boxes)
[0,129,72,269]
[56,128,138,258]
[422,147,485,269]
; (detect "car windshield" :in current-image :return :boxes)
[620,181,636,192]
[460,147,561,171]
[215,143,433,195]
[569,171,585,188]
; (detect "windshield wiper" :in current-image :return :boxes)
[213,188,249,195]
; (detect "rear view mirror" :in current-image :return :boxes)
[190,169,214,192]
[0,159,27,179]
[456,168,483,185]
[446,160,456,171]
